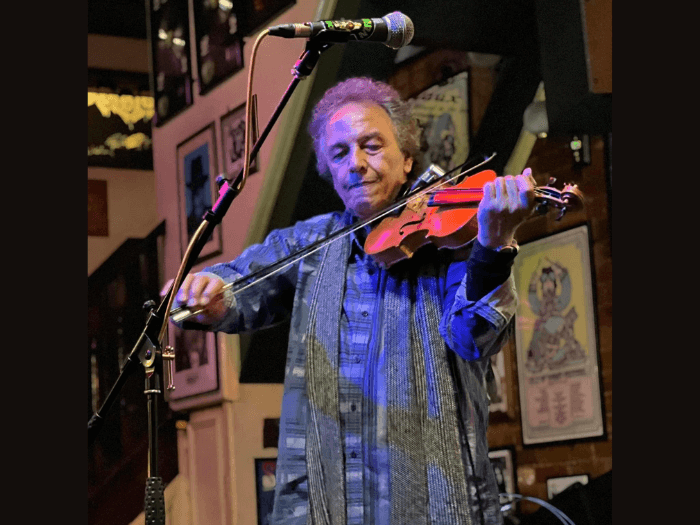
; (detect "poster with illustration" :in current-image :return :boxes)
[176,123,223,262]
[513,225,605,445]
[408,71,470,176]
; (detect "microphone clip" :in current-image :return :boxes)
[292,39,334,79]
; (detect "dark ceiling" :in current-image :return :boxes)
[88,0,148,39]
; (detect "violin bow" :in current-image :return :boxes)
[170,153,497,322]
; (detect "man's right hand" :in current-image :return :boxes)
[166,272,229,325]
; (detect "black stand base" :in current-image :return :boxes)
[145,477,166,525]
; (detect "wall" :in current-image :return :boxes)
[150,1,330,524]
[88,34,159,276]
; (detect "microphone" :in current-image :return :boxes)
[268,12,414,49]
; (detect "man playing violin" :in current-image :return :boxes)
[174,77,536,525]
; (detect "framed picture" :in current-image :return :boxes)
[239,0,297,35]
[176,123,223,263]
[166,323,219,402]
[408,71,470,175]
[546,474,590,500]
[488,447,517,515]
[254,458,277,525]
[88,69,154,170]
[512,224,605,445]
[193,0,245,95]
[148,0,194,126]
[487,351,508,414]
[220,100,259,182]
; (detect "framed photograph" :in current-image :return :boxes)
[148,0,194,126]
[408,70,470,175]
[512,224,605,445]
[488,447,517,515]
[166,323,219,402]
[254,458,277,525]
[546,474,590,500]
[193,0,245,95]
[221,100,259,182]
[176,123,223,263]
[487,351,508,414]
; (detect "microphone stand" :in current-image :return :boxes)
[88,38,334,525]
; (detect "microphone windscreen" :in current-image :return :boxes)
[384,12,414,49]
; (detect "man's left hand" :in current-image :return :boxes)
[476,168,537,249]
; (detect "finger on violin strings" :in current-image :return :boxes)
[515,173,535,208]
[522,167,536,185]
[482,179,497,203]
[501,175,519,212]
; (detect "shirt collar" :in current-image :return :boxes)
[340,209,371,257]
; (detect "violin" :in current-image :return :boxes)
[169,162,583,323]
[365,169,583,268]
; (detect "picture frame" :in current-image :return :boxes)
[487,350,508,414]
[147,0,194,126]
[239,0,297,35]
[88,69,154,170]
[546,474,590,500]
[488,447,517,515]
[166,323,219,403]
[176,123,223,263]
[408,70,470,175]
[220,100,259,182]
[512,224,605,446]
[193,0,245,95]
[254,458,277,525]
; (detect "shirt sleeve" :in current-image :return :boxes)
[439,240,519,361]
[184,225,308,334]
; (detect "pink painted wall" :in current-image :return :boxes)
[153,0,325,281]
[88,35,157,276]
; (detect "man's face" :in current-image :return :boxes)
[322,102,413,220]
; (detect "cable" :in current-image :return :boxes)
[500,493,577,525]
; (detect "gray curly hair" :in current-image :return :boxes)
[308,77,420,182]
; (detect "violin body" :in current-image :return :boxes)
[364,169,583,268]
[365,170,497,267]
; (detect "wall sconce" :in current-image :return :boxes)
[523,100,549,138]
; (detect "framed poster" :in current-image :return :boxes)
[221,100,259,181]
[408,71,470,175]
[546,474,590,500]
[193,0,245,95]
[176,124,223,263]
[255,458,277,525]
[166,323,219,402]
[148,0,193,126]
[512,224,605,445]
[88,70,154,170]
[488,447,517,516]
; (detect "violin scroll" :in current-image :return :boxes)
[534,178,584,221]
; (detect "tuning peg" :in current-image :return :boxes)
[548,177,557,186]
